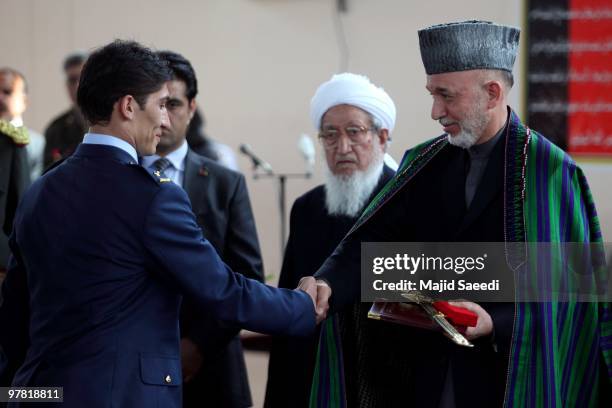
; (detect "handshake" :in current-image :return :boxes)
[297,276,331,324]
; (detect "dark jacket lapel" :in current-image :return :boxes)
[183,149,210,214]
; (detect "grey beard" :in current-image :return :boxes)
[324,152,384,218]
[444,95,488,149]
[447,130,480,149]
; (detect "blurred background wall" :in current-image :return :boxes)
[2,0,610,405]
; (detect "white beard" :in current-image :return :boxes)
[324,148,384,218]
[445,96,488,149]
[447,128,481,149]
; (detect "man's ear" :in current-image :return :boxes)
[378,128,389,151]
[485,81,503,109]
[117,95,137,120]
[188,99,197,121]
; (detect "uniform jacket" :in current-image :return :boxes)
[0,143,315,407]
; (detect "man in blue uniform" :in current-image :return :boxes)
[0,40,318,407]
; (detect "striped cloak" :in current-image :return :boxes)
[310,110,612,407]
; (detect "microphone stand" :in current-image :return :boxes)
[250,168,312,256]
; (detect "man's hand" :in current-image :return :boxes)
[447,300,493,340]
[315,280,331,323]
[297,277,331,324]
[180,337,204,383]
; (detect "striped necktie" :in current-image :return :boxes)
[152,157,171,177]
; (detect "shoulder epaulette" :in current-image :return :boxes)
[153,169,173,184]
[0,120,30,146]
[128,163,173,185]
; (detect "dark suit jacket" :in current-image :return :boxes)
[0,143,315,408]
[0,133,30,271]
[265,165,395,408]
[316,139,513,407]
[181,150,263,408]
[43,108,87,169]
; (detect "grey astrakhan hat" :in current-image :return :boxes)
[418,20,520,75]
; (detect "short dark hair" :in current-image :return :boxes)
[0,67,28,93]
[156,51,198,101]
[77,40,172,125]
[63,52,88,72]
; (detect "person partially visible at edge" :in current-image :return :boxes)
[265,73,396,407]
[308,20,612,407]
[0,94,30,279]
[0,68,43,181]
[0,40,325,407]
[43,52,89,169]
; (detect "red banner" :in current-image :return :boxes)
[567,0,612,156]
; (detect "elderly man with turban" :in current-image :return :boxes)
[264,73,397,407]
[310,21,612,407]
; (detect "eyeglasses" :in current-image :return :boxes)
[318,125,375,149]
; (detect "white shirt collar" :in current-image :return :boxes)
[141,140,188,171]
[10,117,24,127]
[82,132,138,163]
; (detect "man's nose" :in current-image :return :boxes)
[336,134,352,154]
[431,99,446,121]
[160,110,170,128]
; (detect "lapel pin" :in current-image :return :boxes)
[199,167,209,177]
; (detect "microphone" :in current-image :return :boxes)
[298,134,315,175]
[239,144,274,175]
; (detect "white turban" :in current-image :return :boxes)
[310,73,396,134]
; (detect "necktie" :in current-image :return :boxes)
[152,157,171,177]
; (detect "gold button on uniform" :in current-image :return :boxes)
[165,375,172,384]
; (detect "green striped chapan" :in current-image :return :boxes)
[310,110,612,407]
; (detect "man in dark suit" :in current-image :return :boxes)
[43,52,88,169]
[0,121,30,276]
[142,51,262,408]
[265,73,396,407]
[0,40,320,408]
[0,120,30,390]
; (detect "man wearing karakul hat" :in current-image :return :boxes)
[265,72,396,407]
[308,21,612,407]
